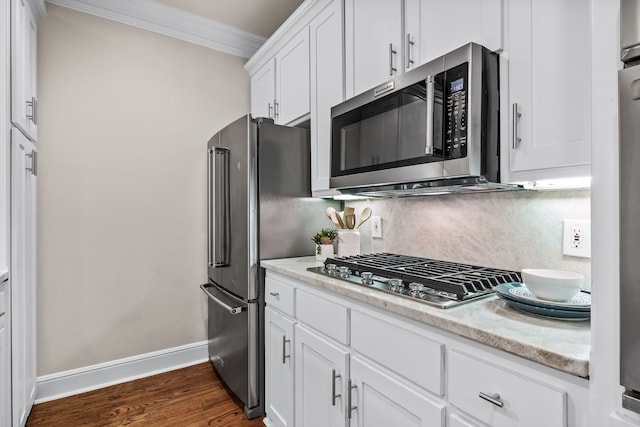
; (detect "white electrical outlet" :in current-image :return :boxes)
[371,216,382,238]
[563,219,591,258]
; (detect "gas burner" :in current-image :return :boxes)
[307,253,521,309]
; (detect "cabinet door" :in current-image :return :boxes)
[10,128,37,427]
[310,0,344,194]
[265,307,295,427]
[345,0,403,97]
[275,28,310,125]
[295,324,348,427]
[411,0,502,65]
[251,60,276,120]
[11,0,37,141]
[0,279,10,427]
[350,355,445,427]
[506,0,590,181]
[448,350,566,427]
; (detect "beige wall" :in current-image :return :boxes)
[37,5,250,375]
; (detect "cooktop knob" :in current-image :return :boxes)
[338,266,351,278]
[324,264,338,274]
[409,283,425,297]
[388,278,404,292]
[360,272,373,285]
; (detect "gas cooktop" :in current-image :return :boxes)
[307,253,522,309]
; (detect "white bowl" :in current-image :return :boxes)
[521,269,584,302]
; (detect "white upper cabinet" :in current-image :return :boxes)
[275,28,311,125]
[310,0,343,195]
[344,0,403,97]
[250,28,310,125]
[11,0,38,142]
[250,60,276,121]
[345,0,503,98]
[503,0,591,183]
[409,0,503,64]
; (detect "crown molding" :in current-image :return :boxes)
[45,0,266,58]
[244,0,329,75]
[29,0,47,19]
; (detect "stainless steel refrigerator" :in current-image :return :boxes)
[200,115,338,419]
[620,0,640,414]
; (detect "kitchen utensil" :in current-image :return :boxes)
[325,206,336,220]
[325,207,340,227]
[521,269,584,302]
[356,207,372,229]
[344,213,356,229]
[344,206,355,215]
[332,211,345,229]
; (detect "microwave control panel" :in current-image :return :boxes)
[443,63,468,159]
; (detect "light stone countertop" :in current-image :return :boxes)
[261,256,590,378]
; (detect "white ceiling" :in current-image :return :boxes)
[155,0,304,39]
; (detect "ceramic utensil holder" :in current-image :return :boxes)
[337,230,360,257]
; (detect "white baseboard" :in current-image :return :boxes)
[35,340,209,403]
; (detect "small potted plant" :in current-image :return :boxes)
[311,228,338,261]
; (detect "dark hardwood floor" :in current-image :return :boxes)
[26,362,266,426]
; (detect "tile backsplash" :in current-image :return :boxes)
[348,189,591,289]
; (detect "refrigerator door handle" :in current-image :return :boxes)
[209,147,231,267]
[200,284,246,315]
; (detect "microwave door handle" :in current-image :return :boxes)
[425,75,435,155]
[212,147,231,267]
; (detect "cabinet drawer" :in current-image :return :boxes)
[449,350,566,427]
[296,289,349,344]
[351,309,444,396]
[265,277,295,317]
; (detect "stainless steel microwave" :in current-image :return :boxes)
[330,43,517,197]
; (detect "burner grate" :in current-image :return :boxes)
[323,253,521,300]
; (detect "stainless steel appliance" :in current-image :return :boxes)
[201,115,338,419]
[330,43,518,197]
[308,253,521,309]
[620,0,640,414]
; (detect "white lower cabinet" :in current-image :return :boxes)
[295,323,349,427]
[265,307,295,427]
[449,413,482,427]
[263,271,588,427]
[349,355,445,427]
[11,128,37,427]
[0,278,10,427]
[449,350,565,427]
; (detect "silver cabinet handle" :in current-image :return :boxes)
[512,103,522,149]
[406,33,414,69]
[26,97,36,124]
[282,335,291,364]
[479,391,504,408]
[331,369,341,406]
[389,43,397,76]
[347,379,357,419]
[268,102,273,119]
[269,292,279,297]
[425,75,435,155]
[25,150,36,176]
[200,284,245,315]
